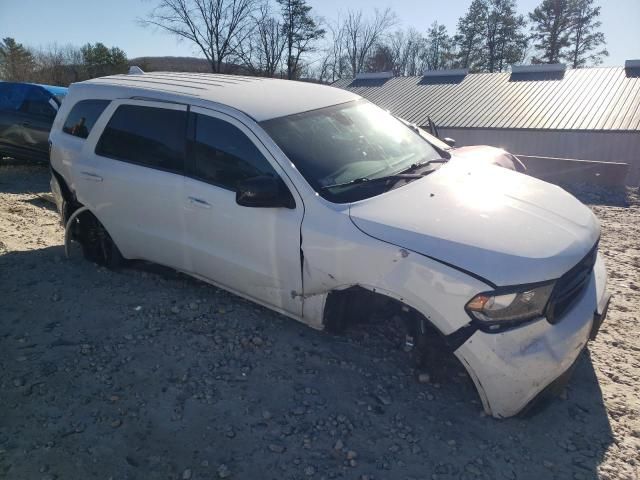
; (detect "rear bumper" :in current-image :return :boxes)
[455,253,609,418]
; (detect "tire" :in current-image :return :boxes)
[75,212,125,269]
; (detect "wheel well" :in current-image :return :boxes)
[323,286,443,339]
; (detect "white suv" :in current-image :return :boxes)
[49,71,610,418]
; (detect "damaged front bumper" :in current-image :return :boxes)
[454,253,609,418]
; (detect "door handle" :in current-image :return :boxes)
[188,196,211,208]
[80,171,103,182]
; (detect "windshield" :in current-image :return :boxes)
[261,100,444,203]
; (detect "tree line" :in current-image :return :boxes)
[0,38,128,85]
[0,0,608,86]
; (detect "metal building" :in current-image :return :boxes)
[333,62,640,186]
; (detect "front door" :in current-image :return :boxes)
[183,106,304,317]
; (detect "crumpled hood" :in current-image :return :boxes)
[451,145,526,172]
[349,161,600,287]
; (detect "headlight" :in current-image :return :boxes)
[465,283,554,330]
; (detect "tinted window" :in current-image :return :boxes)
[96,105,186,173]
[20,86,57,118]
[190,113,276,190]
[0,83,29,111]
[63,100,110,139]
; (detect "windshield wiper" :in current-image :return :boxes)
[320,173,425,191]
[395,157,449,175]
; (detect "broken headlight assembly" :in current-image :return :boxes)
[465,282,555,331]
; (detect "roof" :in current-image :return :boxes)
[333,66,640,132]
[38,84,68,97]
[77,72,359,121]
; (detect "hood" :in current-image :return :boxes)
[349,162,600,287]
[451,145,526,172]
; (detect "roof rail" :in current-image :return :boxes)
[128,66,145,75]
[423,68,468,77]
[354,71,393,80]
[511,63,566,74]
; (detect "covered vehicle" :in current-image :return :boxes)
[0,82,67,162]
[49,71,610,418]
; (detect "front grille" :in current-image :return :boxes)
[546,242,599,324]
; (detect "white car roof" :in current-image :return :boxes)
[74,72,360,121]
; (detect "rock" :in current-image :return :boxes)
[334,439,344,451]
[346,450,358,460]
[262,410,272,420]
[189,302,198,310]
[447,439,456,447]
[218,464,231,478]
[418,373,431,384]
[374,393,392,406]
[182,468,192,479]
[269,443,286,453]
[170,306,180,314]
[110,419,122,428]
[543,460,554,469]
[252,336,263,346]
[304,465,316,476]
[13,378,25,387]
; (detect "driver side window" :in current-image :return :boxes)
[190,113,277,190]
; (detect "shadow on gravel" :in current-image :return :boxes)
[0,159,50,195]
[1,244,615,480]
[560,183,638,207]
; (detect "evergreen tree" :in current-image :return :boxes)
[424,22,454,71]
[277,0,325,79]
[566,0,608,68]
[0,37,35,81]
[528,0,573,64]
[454,0,489,71]
[80,43,128,78]
[484,0,528,72]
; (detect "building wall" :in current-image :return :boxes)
[437,128,640,186]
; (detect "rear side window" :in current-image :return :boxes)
[190,113,277,190]
[96,105,186,174]
[20,86,57,118]
[0,83,28,111]
[62,100,110,139]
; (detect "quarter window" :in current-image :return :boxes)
[63,100,110,139]
[190,113,276,190]
[96,105,186,173]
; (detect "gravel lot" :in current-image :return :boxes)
[1,161,639,480]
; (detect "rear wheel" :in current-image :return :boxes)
[74,212,124,269]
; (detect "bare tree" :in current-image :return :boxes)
[238,3,286,76]
[388,28,425,76]
[140,0,257,73]
[342,8,396,77]
[317,19,348,83]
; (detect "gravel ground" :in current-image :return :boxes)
[1,161,639,480]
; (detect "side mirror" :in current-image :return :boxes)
[236,175,295,209]
[444,137,456,148]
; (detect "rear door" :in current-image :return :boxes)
[0,83,28,157]
[74,99,190,271]
[17,85,57,160]
[183,106,304,316]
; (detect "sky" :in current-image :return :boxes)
[0,0,638,67]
